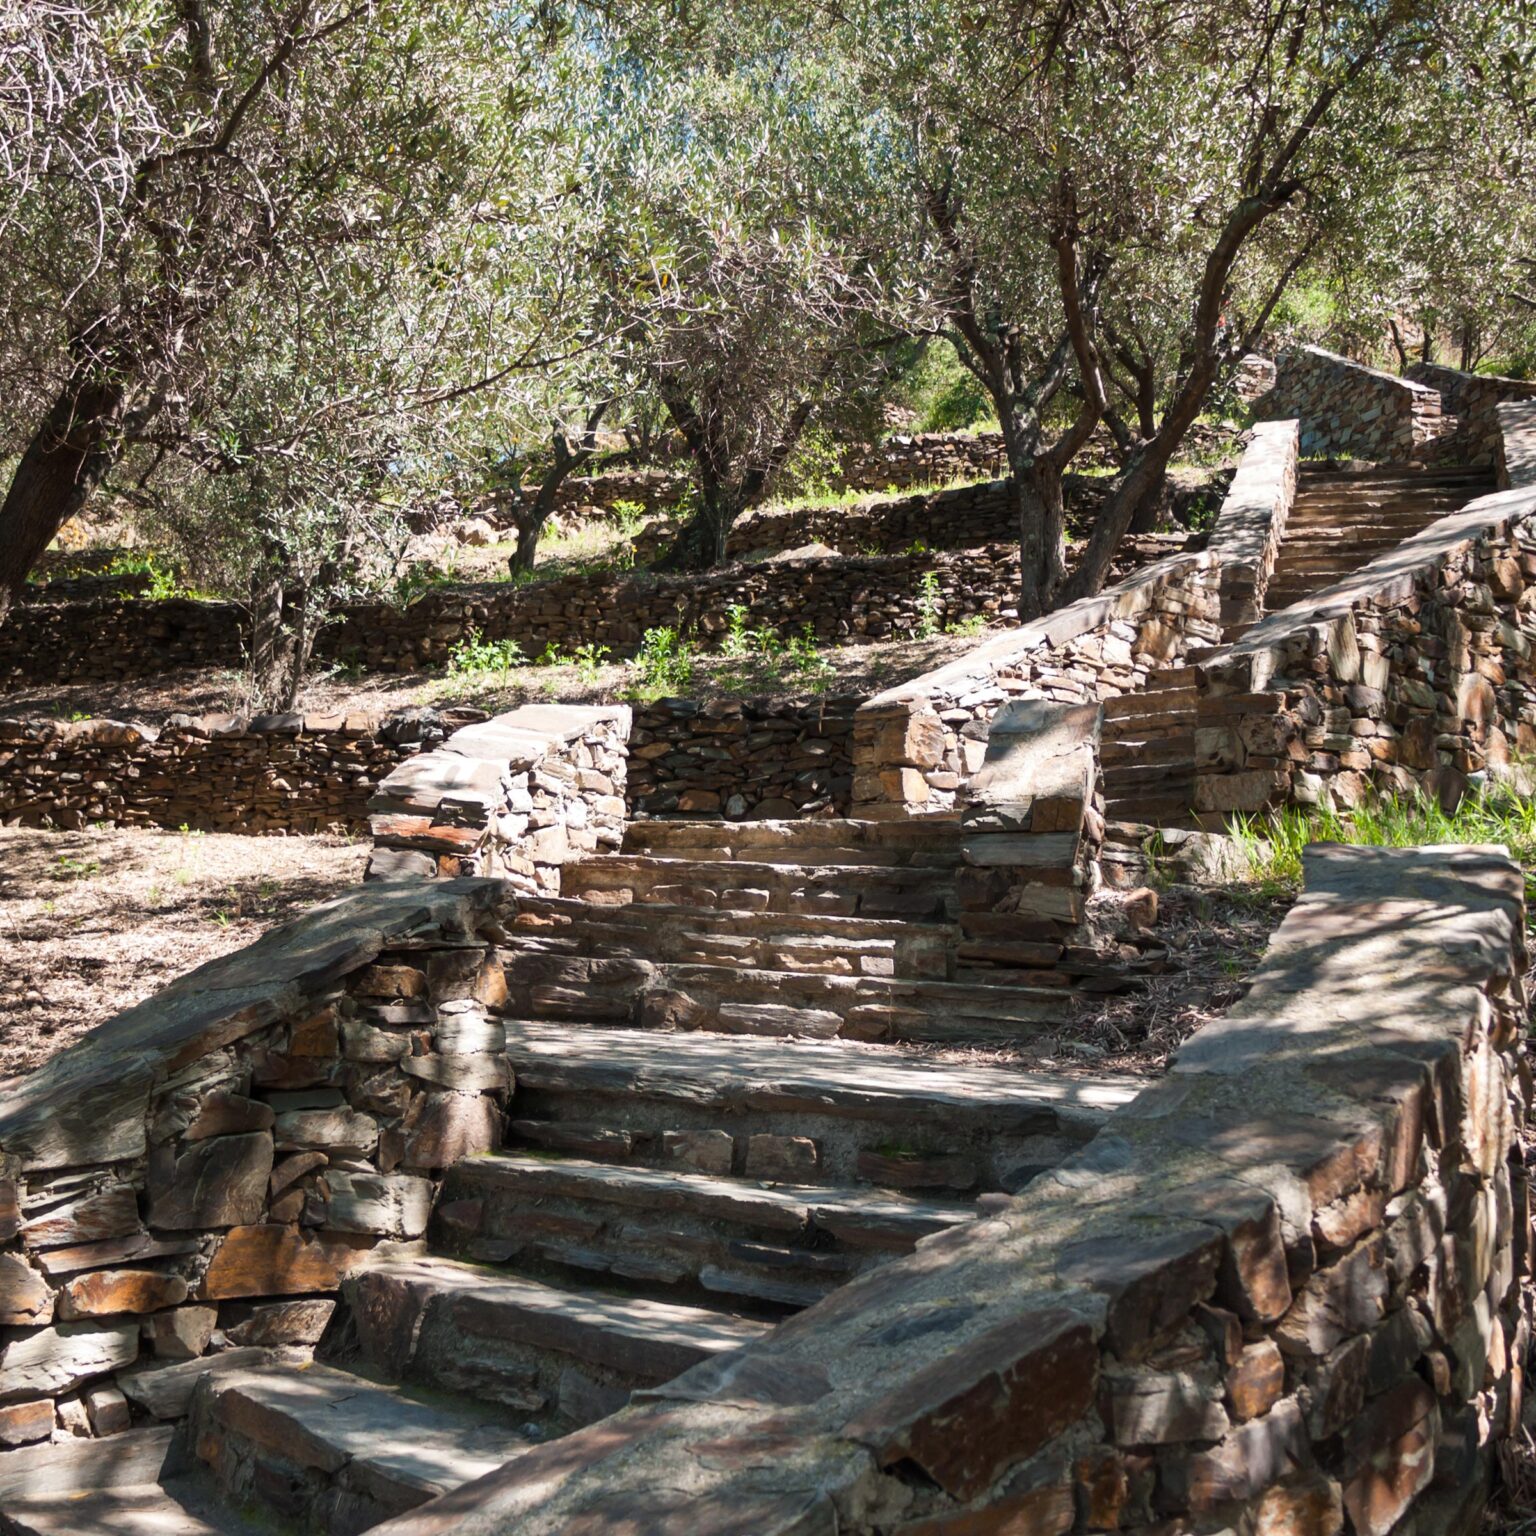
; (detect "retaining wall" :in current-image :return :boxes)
[372,840,1532,1536]
[1204,421,1299,629]
[851,551,1221,818]
[1407,364,1536,471]
[0,710,444,833]
[1193,482,1536,819]
[0,880,513,1441]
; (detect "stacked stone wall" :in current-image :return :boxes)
[0,881,513,1444]
[852,552,1221,817]
[370,841,1533,1536]
[1255,345,1444,460]
[366,705,629,892]
[1193,484,1536,819]
[1407,362,1536,471]
[627,697,858,819]
[0,710,438,833]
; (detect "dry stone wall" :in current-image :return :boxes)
[1407,363,1536,470]
[0,709,446,833]
[1204,420,1299,630]
[0,880,512,1445]
[852,551,1221,817]
[366,705,629,892]
[1502,401,1536,491]
[627,696,858,820]
[373,841,1532,1536]
[1253,345,1444,461]
[1193,482,1536,819]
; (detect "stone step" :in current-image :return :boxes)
[187,1355,531,1531]
[437,1153,976,1297]
[1100,737,1195,767]
[510,897,953,981]
[559,855,957,921]
[501,1020,1143,1173]
[1297,464,1487,484]
[1102,760,1196,790]
[623,817,962,866]
[339,1254,769,1405]
[0,1482,256,1536]
[1104,790,1195,825]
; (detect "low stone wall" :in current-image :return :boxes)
[374,841,1532,1536]
[840,431,1007,491]
[366,705,629,891]
[1204,420,1299,629]
[0,709,448,833]
[1255,345,1444,460]
[0,880,512,1441]
[1501,400,1536,490]
[1194,482,1536,817]
[0,549,1029,685]
[1407,363,1536,470]
[627,696,857,819]
[852,551,1221,816]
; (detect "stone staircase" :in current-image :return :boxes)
[1,819,1145,1535]
[1098,460,1495,828]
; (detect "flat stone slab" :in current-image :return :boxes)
[452,1154,976,1243]
[0,1482,251,1536]
[502,1021,1145,1135]
[203,1359,522,1504]
[351,1256,771,1384]
[0,1427,175,1501]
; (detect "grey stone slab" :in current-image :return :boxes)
[501,1021,1145,1133]
[118,1347,290,1420]
[0,1484,232,1536]
[0,1428,175,1501]
[205,1358,524,1500]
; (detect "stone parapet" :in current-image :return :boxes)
[1205,420,1299,628]
[1255,345,1444,461]
[366,704,630,891]
[371,841,1532,1535]
[1408,363,1536,470]
[0,879,513,1432]
[1192,483,1536,818]
[1498,399,1536,491]
[851,551,1220,817]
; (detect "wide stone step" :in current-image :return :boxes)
[502,1019,1142,1150]
[560,855,957,921]
[187,1356,530,1531]
[623,817,962,867]
[437,1153,976,1300]
[509,897,953,981]
[339,1254,769,1405]
[0,1483,260,1536]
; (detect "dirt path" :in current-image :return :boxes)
[0,828,367,1081]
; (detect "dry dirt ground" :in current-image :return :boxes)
[0,827,366,1082]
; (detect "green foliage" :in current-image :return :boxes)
[631,626,697,696]
[892,343,996,433]
[776,427,846,501]
[722,603,753,659]
[1228,786,1536,906]
[446,629,527,681]
[915,570,943,639]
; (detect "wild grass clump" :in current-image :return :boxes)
[1228,783,1536,902]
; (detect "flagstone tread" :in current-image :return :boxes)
[501,1020,1145,1131]
[445,1153,977,1238]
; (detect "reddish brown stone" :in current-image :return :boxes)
[402,1092,499,1170]
[183,1090,276,1140]
[1058,1226,1223,1359]
[1253,1473,1344,1536]
[1157,1181,1292,1325]
[149,1132,274,1229]
[1313,1186,1387,1256]
[844,1307,1098,1500]
[857,1150,979,1191]
[58,1268,188,1319]
[19,1185,141,1252]
[289,1009,340,1057]
[200,1224,370,1300]
[1275,1237,1388,1357]
[0,1398,54,1447]
[1340,1377,1437,1536]
[894,1483,1075,1535]
[1227,1340,1285,1422]
[0,1178,21,1243]
[1074,1445,1129,1530]
[354,963,429,998]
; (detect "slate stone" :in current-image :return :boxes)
[316,1171,433,1239]
[183,1090,276,1141]
[0,1320,139,1401]
[0,1397,54,1447]
[274,1107,379,1156]
[0,1252,53,1326]
[200,1225,371,1300]
[844,1305,1099,1500]
[58,1268,189,1320]
[149,1132,274,1229]
[149,1305,219,1360]
[402,1092,499,1170]
[19,1186,142,1252]
[224,1298,336,1348]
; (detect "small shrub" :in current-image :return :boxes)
[722,602,752,659]
[915,570,943,639]
[630,626,696,696]
[446,627,527,681]
[572,641,612,684]
[787,627,834,693]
